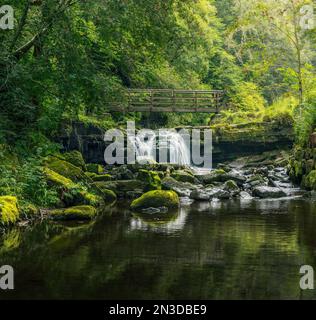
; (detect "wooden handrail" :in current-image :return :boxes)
[108,89,225,113]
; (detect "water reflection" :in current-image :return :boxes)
[0,198,316,300]
[129,208,189,234]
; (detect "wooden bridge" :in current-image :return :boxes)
[109,89,224,113]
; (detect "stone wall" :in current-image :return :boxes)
[56,120,295,165]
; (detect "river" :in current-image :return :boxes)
[1,197,316,300]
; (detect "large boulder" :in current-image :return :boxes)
[0,196,19,225]
[253,186,286,199]
[130,190,180,211]
[50,205,97,221]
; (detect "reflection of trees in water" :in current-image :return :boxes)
[0,199,316,299]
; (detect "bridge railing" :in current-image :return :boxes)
[109,89,224,113]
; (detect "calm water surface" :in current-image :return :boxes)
[1,197,316,300]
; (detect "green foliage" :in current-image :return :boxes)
[0,157,59,208]
[294,102,316,145]
[302,170,316,190]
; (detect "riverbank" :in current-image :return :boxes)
[0,146,309,228]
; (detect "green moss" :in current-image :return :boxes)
[90,182,117,203]
[79,191,102,207]
[85,172,112,182]
[130,190,180,211]
[86,164,104,174]
[45,156,85,182]
[171,170,195,184]
[63,151,86,171]
[85,172,99,179]
[91,174,112,182]
[137,170,161,191]
[0,196,19,225]
[302,170,316,190]
[43,167,76,189]
[97,180,145,193]
[50,205,97,221]
[44,168,102,206]
[214,169,226,175]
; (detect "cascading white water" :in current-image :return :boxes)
[129,130,191,166]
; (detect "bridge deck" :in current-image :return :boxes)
[109,89,224,113]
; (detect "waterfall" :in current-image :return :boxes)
[129,130,191,166]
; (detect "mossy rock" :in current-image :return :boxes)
[98,180,145,193]
[63,151,86,171]
[85,172,99,180]
[50,205,97,221]
[78,191,102,207]
[45,156,85,182]
[224,180,239,192]
[91,174,112,182]
[214,169,226,175]
[302,170,316,190]
[171,170,196,184]
[44,167,76,189]
[0,196,19,225]
[44,168,102,207]
[85,172,112,182]
[137,170,161,191]
[130,190,180,211]
[91,182,117,203]
[86,163,104,174]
